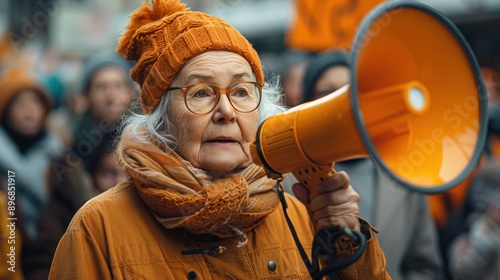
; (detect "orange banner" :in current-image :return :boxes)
[286,0,386,52]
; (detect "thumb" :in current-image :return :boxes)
[291,183,310,206]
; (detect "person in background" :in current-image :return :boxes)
[49,1,391,279]
[482,67,500,160]
[280,51,311,107]
[0,68,65,279]
[71,52,135,163]
[86,137,128,193]
[25,135,127,280]
[0,69,64,240]
[298,49,444,279]
[447,162,500,280]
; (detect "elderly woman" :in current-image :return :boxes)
[49,1,390,279]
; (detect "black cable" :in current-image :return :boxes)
[275,181,315,275]
[276,181,367,279]
[312,229,366,280]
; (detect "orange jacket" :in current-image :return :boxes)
[49,182,390,279]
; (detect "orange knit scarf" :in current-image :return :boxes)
[116,135,279,241]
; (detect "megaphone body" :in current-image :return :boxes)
[251,2,488,195]
[251,85,366,197]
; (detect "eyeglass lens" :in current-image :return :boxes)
[185,82,260,114]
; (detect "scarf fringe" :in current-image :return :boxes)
[229,225,248,247]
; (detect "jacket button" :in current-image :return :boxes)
[187,270,197,280]
[268,260,277,271]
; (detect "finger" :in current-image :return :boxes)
[316,171,350,195]
[291,183,311,208]
[309,184,359,212]
[312,203,359,222]
[314,214,361,231]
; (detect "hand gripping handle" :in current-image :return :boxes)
[292,164,336,199]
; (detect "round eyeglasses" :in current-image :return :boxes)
[166,81,264,115]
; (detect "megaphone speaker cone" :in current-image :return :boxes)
[351,2,488,193]
[251,1,488,194]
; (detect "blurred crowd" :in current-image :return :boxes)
[0,1,500,279]
[0,30,136,279]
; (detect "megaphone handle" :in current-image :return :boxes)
[292,164,336,199]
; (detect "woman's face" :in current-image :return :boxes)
[168,51,259,177]
[87,66,132,123]
[7,90,46,135]
[313,65,350,100]
[93,154,128,193]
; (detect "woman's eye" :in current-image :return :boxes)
[234,89,249,98]
[94,84,106,91]
[194,90,210,98]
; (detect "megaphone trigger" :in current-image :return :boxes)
[292,164,336,199]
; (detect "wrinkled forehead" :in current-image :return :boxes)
[174,51,253,85]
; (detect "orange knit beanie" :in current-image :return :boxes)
[0,69,53,122]
[116,0,264,114]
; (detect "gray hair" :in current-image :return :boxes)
[121,73,287,150]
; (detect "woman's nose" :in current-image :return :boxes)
[212,94,236,123]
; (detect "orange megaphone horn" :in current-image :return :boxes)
[251,1,488,195]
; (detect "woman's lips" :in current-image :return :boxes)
[206,137,238,144]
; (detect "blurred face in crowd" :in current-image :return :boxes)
[482,68,500,106]
[168,51,259,177]
[283,62,307,107]
[87,66,133,123]
[6,90,46,135]
[313,65,350,101]
[93,153,128,192]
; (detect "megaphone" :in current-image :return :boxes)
[251,1,488,195]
